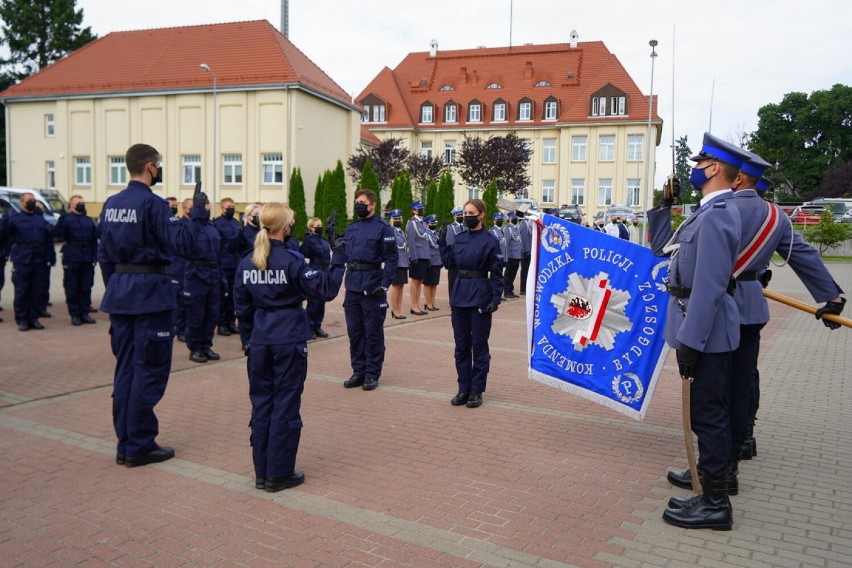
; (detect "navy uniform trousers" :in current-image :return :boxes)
[249,343,307,479]
[12,262,46,323]
[63,261,95,317]
[343,290,387,381]
[729,323,764,454]
[184,278,219,352]
[109,310,174,457]
[451,307,492,394]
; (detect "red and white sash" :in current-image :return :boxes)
[732,201,780,278]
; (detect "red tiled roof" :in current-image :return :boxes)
[0,20,353,107]
[360,124,381,146]
[356,41,660,129]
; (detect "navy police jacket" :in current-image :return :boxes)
[183,220,221,289]
[0,210,53,264]
[341,215,398,293]
[233,240,344,346]
[97,181,200,314]
[299,232,331,272]
[53,212,98,263]
[239,223,260,254]
[440,227,504,309]
[168,216,188,283]
[212,215,242,270]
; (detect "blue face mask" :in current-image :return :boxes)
[689,165,712,189]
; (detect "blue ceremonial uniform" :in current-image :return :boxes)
[488,224,508,264]
[97,180,201,460]
[183,219,221,353]
[233,240,344,481]
[340,215,398,384]
[53,211,98,320]
[0,209,53,326]
[440,227,504,395]
[213,214,243,331]
[406,215,430,279]
[519,218,533,294]
[299,231,332,332]
[502,221,523,296]
[393,225,409,269]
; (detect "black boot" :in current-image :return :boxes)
[663,475,732,530]
[666,468,695,490]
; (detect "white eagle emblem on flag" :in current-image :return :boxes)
[550,271,633,351]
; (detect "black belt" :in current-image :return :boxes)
[188,260,219,268]
[260,303,303,311]
[457,270,487,279]
[666,284,691,299]
[310,259,330,266]
[12,243,41,248]
[346,262,381,271]
[115,264,169,275]
[736,271,759,281]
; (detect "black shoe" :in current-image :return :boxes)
[39,311,52,318]
[667,469,695,490]
[80,315,96,324]
[255,478,265,490]
[451,391,470,406]
[410,309,427,315]
[362,378,378,391]
[519,292,526,296]
[18,322,29,331]
[29,320,45,330]
[390,312,407,319]
[86,307,98,314]
[177,335,186,343]
[125,446,175,467]
[71,316,83,326]
[424,305,439,311]
[314,328,329,338]
[204,349,220,361]
[228,324,240,334]
[465,393,483,408]
[189,350,208,363]
[116,454,126,466]
[217,326,232,336]
[265,471,305,492]
[343,374,365,388]
[662,476,732,530]
[739,439,754,460]
[667,493,703,509]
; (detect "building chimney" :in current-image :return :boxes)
[429,39,438,58]
[458,66,467,85]
[524,61,533,80]
[281,0,289,37]
[569,29,578,48]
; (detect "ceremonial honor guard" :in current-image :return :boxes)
[233,203,344,492]
[339,190,398,391]
[647,132,747,530]
[299,217,332,338]
[388,209,409,320]
[406,201,430,315]
[518,210,532,295]
[52,195,98,325]
[213,198,243,337]
[489,212,508,270]
[502,212,522,298]
[422,214,442,311]
[445,206,466,296]
[439,199,503,408]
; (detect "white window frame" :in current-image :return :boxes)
[421,104,433,124]
[592,97,599,117]
[445,104,457,123]
[444,141,456,165]
[627,178,641,207]
[571,179,585,205]
[420,141,433,159]
[362,105,370,123]
[541,180,555,203]
[469,103,481,123]
[544,100,557,120]
[611,97,618,116]
[46,161,55,190]
[74,156,91,186]
[493,102,506,122]
[627,134,643,161]
[222,154,243,185]
[599,135,615,161]
[45,114,55,137]
[598,97,606,116]
[261,153,283,185]
[618,96,626,115]
[374,104,386,122]
[182,155,202,185]
[542,139,557,164]
[519,101,531,121]
[571,136,587,161]
[598,179,613,206]
[109,156,127,186]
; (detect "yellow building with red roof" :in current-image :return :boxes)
[0,20,362,213]
[357,35,662,216]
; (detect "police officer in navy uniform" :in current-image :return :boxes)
[489,212,508,268]
[233,202,345,492]
[213,197,243,337]
[339,189,398,391]
[502,212,523,298]
[299,216,332,338]
[52,194,98,325]
[387,209,409,319]
[445,206,466,296]
[439,199,504,408]
[183,197,222,363]
[0,202,10,321]
[239,203,262,255]
[518,210,532,295]
[406,201,430,315]
[98,143,204,467]
[647,132,747,530]
[0,192,54,331]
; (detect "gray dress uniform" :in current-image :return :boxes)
[406,215,431,279]
[488,224,508,265]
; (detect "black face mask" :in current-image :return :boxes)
[249,215,258,226]
[150,164,162,187]
[454,216,463,224]
[313,227,323,236]
[494,220,503,227]
[170,206,179,216]
[510,218,518,225]
[354,202,370,219]
[392,220,401,228]
[224,207,235,218]
[415,208,424,217]
[428,224,437,230]
[24,200,36,212]
[74,202,86,214]
[464,215,480,229]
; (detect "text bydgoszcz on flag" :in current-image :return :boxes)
[526,215,670,420]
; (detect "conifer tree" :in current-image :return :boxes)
[313,174,326,221]
[288,168,307,240]
[425,179,438,218]
[328,160,348,229]
[359,159,381,220]
[483,179,499,223]
[436,171,456,226]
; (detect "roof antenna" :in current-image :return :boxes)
[509,0,513,48]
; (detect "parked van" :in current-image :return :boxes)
[0,187,61,225]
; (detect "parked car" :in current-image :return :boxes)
[808,199,852,224]
[38,188,69,214]
[602,205,635,222]
[556,204,584,223]
[0,187,60,225]
[789,205,826,225]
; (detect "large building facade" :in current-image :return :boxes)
[0,20,362,215]
[357,34,662,217]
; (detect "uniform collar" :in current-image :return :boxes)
[700,188,733,206]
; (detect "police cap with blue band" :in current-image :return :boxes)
[389,209,402,218]
[492,212,504,220]
[741,151,773,178]
[451,206,463,215]
[411,201,424,210]
[756,176,774,193]
[424,214,437,223]
[690,132,748,169]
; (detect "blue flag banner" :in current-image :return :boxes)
[526,215,671,421]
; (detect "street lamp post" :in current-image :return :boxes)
[199,63,218,207]
[640,39,658,246]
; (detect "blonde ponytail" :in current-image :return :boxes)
[251,202,294,271]
[252,228,272,270]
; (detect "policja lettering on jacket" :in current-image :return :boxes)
[103,208,138,223]
[242,269,289,285]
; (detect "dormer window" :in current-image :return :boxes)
[543,96,558,121]
[590,85,628,117]
[445,100,458,123]
[421,102,434,124]
[468,99,482,123]
[518,97,533,121]
[439,85,455,91]
[485,83,502,89]
[492,98,507,122]
[359,94,387,123]
[534,81,551,87]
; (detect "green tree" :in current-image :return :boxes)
[673,135,697,204]
[389,171,413,225]
[328,160,348,229]
[347,138,410,202]
[750,84,852,199]
[288,168,307,240]
[804,209,852,254]
[435,171,456,226]
[0,0,96,80]
[313,174,326,221]
[425,179,438,217]
[359,159,381,220]
[482,179,499,224]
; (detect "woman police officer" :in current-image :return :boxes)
[439,199,504,408]
[233,203,344,492]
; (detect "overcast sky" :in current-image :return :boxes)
[74,0,852,187]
